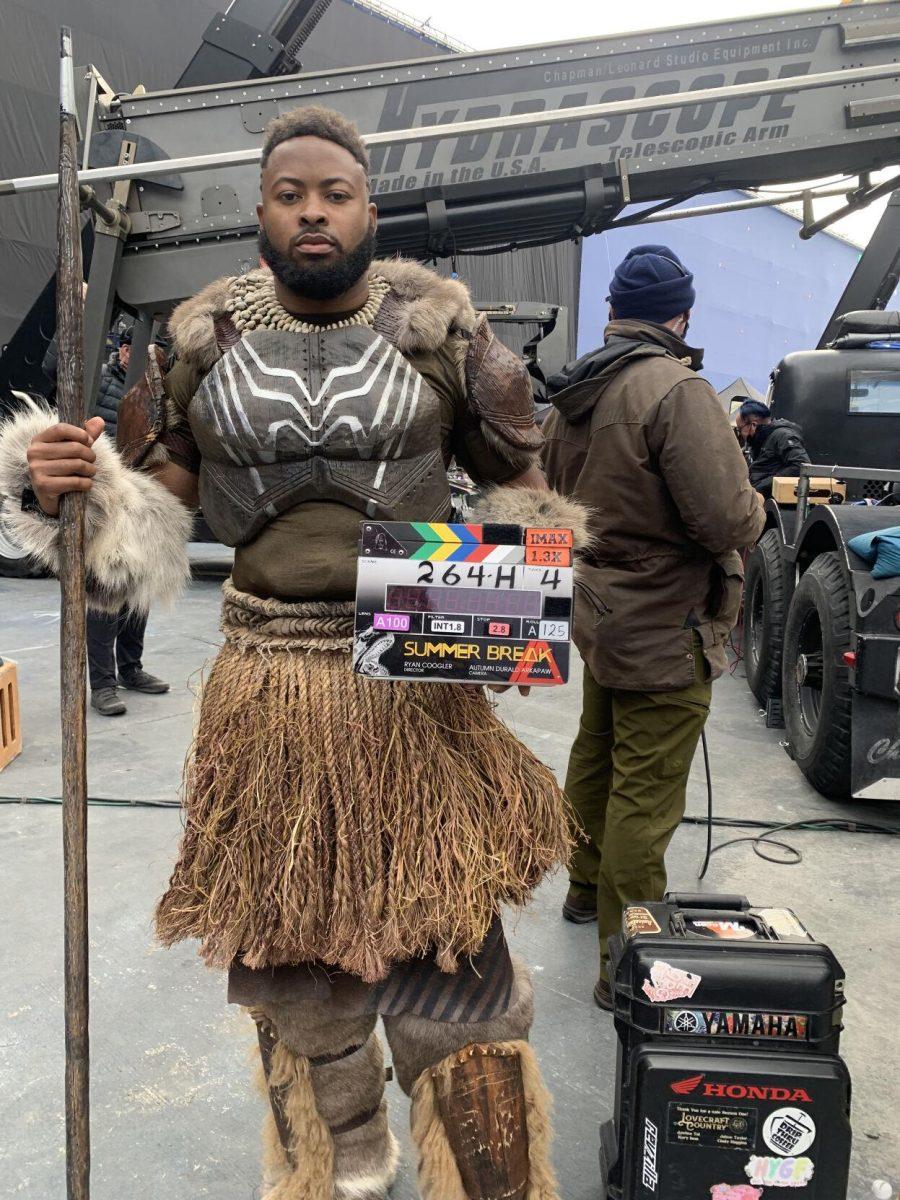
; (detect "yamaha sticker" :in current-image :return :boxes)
[664,1009,809,1039]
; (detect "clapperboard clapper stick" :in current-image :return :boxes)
[57,27,91,1200]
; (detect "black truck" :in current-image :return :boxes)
[742,310,900,802]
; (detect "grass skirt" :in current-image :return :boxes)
[155,581,570,982]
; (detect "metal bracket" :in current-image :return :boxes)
[618,160,631,206]
[93,139,136,242]
[199,13,283,76]
[576,173,617,238]
[76,65,116,170]
[840,15,900,48]
[800,172,900,241]
[425,193,451,258]
[129,210,182,235]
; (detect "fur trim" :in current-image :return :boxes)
[518,1040,559,1200]
[166,259,477,369]
[257,1022,397,1200]
[0,399,191,614]
[168,275,232,372]
[373,257,477,351]
[409,1038,558,1200]
[260,1041,335,1200]
[334,1127,401,1200]
[469,486,594,552]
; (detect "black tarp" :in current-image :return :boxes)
[436,246,580,361]
[0,0,579,355]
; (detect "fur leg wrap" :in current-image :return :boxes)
[0,399,191,613]
[257,1035,335,1200]
[408,1041,557,1200]
[383,960,557,1200]
[255,1006,399,1200]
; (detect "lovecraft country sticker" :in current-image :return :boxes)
[667,1103,758,1149]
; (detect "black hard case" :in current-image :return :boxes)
[600,892,850,1200]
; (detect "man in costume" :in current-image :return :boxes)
[2,106,588,1199]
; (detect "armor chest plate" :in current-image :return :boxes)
[189,325,450,546]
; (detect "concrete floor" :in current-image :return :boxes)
[1,556,898,1200]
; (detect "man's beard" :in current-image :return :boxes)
[258,226,377,302]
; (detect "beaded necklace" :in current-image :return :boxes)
[229,270,390,335]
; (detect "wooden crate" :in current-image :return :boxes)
[771,476,847,506]
[0,659,22,771]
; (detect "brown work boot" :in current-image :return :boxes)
[562,886,597,924]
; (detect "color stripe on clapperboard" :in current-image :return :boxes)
[397,522,524,563]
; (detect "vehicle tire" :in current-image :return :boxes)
[0,511,48,579]
[782,552,852,799]
[743,528,787,704]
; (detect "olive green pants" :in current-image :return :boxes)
[565,642,711,977]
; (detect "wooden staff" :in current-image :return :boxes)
[56,26,90,1200]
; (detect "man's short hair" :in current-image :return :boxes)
[261,105,370,179]
[738,399,771,420]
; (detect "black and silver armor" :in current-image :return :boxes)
[189,324,450,546]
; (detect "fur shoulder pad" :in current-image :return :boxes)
[371,257,477,352]
[167,258,478,369]
[168,275,233,372]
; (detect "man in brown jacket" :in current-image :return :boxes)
[542,245,764,1008]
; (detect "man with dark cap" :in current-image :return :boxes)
[735,398,810,497]
[542,244,764,1008]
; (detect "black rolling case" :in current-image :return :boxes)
[600,892,850,1200]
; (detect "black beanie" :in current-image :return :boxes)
[608,244,696,323]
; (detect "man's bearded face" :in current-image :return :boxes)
[258,225,377,301]
[257,135,377,303]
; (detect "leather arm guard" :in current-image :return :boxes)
[464,315,544,474]
[116,345,202,474]
[115,344,172,469]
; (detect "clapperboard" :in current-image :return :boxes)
[353,521,574,686]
